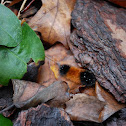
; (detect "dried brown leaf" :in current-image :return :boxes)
[65,82,126,123]
[12,79,45,104]
[12,80,70,109]
[28,0,76,48]
[65,93,106,122]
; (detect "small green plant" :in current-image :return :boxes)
[0,114,13,126]
[0,4,45,86]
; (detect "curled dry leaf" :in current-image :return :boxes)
[12,79,70,109]
[28,0,76,48]
[12,79,45,104]
[65,93,106,122]
[14,104,73,126]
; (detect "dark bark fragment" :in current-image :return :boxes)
[105,108,126,126]
[14,104,73,126]
[70,0,126,103]
[0,84,14,117]
[0,84,13,109]
[22,61,44,82]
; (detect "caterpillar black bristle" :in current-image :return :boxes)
[59,65,70,76]
[80,71,96,86]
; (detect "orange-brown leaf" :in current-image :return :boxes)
[28,0,76,48]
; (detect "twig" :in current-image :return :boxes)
[3,1,11,5]
[1,0,4,4]
[17,0,27,19]
[0,104,15,114]
[21,0,35,13]
[1,0,11,5]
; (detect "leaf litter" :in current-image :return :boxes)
[1,44,125,124]
[0,0,126,125]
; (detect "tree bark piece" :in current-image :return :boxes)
[69,0,126,103]
[14,104,73,126]
[0,85,14,117]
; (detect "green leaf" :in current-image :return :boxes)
[0,5,45,85]
[0,4,22,47]
[0,114,13,126]
[0,23,45,86]
[11,23,45,63]
[0,47,27,85]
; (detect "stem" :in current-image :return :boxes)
[1,0,4,4]
[17,0,27,19]
[1,0,11,5]
[21,0,35,13]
